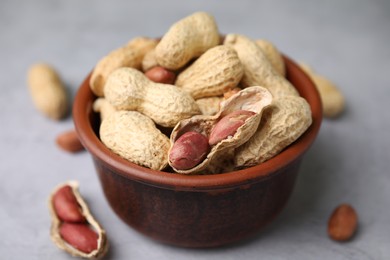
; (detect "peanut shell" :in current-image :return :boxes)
[155,12,220,70]
[234,96,312,167]
[90,37,158,96]
[169,86,272,174]
[195,96,222,116]
[48,181,108,259]
[175,45,244,99]
[255,39,286,76]
[100,110,170,170]
[224,34,298,97]
[104,67,200,128]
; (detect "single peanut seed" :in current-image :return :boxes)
[209,110,255,145]
[144,66,176,84]
[56,130,84,153]
[59,223,98,253]
[53,185,86,223]
[169,131,210,170]
[328,204,358,241]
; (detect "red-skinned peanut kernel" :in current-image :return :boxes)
[59,223,98,253]
[53,185,86,223]
[145,66,176,84]
[209,110,255,145]
[328,204,358,241]
[169,131,210,170]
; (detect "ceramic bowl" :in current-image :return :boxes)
[73,55,322,248]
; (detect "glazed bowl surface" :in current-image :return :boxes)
[73,55,322,248]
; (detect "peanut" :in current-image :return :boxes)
[224,34,298,97]
[223,87,242,100]
[53,185,86,223]
[155,12,220,70]
[56,130,84,153]
[209,110,256,145]
[169,86,272,174]
[175,45,244,99]
[145,66,176,84]
[299,63,345,118]
[59,223,98,254]
[195,97,222,116]
[255,39,286,76]
[104,67,200,127]
[92,98,117,121]
[27,63,69,120]
[49,181,108,258]
[90,37,158,96]
[100,111,170,170]
[234,96,312,167]
[169,131,210,170]
[142,48,158,72]
[328,204,358,241]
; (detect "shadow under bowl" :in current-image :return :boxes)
[73,55,322,248]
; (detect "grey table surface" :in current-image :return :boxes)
[1,0,390,259]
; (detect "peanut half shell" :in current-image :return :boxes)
[169,86,272,174]
[48,181,108,259]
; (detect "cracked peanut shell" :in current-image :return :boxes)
[48,181,108,259]
[169,86,272,174]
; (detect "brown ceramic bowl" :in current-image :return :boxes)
[73,55,322,248]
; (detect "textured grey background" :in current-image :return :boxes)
[1,0,390,259]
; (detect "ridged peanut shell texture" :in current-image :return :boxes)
[90,37,158,96]
[169,86,272,174]
[224,34,298,97]
[175,45,244,99]
[100,111,170,170]
[48,181,108,259]
[155,12,220,70]
[27,63,69,120]
[255,39,286,76]
[104,67,200,127]
[235,96,312,167]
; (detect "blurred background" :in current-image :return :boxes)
[1,0,389,259]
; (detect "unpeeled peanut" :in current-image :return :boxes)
[27,63,69,120]
[234,96,312,167]
[175,45,244,99]
[195,97,222,116]
[90,37,158,96]
[142,48,158,71]
[224,34,298,97]
[56,130,84,153]
[59,223,98,254]
[299,63,345,118]
[100,111,170,170]
[155,12,220,70]
[255,39,286,76]
[104,67,200,127]
[209,110,255,145]
[328,204,358,241]
[145,66,176,84]
[92,98,117,121]
[169,131,210,170]
[53,185,86,223]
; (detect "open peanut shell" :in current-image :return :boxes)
[169,86,272,174]
[48,181,108,259]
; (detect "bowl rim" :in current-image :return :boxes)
[73,55,322,191]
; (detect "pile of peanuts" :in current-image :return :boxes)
[90,11,318,174]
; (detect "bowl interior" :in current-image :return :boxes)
[73,55,322,191]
